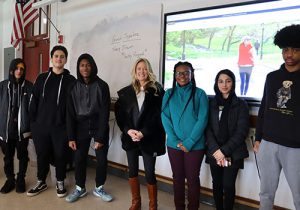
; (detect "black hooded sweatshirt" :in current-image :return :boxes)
[29,67,76,127]
[0,58,33,141]
[66,54,110,144]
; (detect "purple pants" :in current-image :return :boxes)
[168,147,205,210]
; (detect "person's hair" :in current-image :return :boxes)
[162,61,196,112]
[50,45,68,58]
[274,24,300,48]
[214,69,236,95]
[131,58,157,94]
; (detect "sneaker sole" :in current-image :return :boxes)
[26,186,48,197]
[65,191,88,203]
[57,191,67,198]
[93,190,113,202]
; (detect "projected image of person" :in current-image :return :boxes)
[206,69,249,210]
[161,61,208,210]
[254,24,300,210]
[115,58,165,210]
[238,36,254,96]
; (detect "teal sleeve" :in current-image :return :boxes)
[182,91,209,151]
[161,91,180,144]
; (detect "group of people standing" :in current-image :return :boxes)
[0,24,299,210]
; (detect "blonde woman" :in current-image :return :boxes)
[115,58,165,210]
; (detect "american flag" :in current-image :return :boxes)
[11,0,39,48]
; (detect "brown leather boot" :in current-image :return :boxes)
[147,184,157,210]
[129,177,141,210]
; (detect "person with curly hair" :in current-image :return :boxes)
[254,24,300,210]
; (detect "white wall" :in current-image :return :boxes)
[0,1,3,80]
[0,0,294,209]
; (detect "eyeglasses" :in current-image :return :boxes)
[175,70,191,77]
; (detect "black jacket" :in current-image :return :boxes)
[29,68,76,127]
[0,59,33,142]
[115,84,166,156]
[67,53,110,144]
[206,95,249,162]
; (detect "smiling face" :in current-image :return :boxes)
[217,73,233,99]
[51,50,67,72]
[79,59,92,82]
[135,61,149,85]
[175,65,192,87]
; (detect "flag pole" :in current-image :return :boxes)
[40,8,60,35]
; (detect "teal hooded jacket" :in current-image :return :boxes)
[161,83,208,151]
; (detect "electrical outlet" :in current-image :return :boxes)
[248,128,256,141]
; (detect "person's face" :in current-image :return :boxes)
[135,61,149,84]
[51,50,67,70]
[14,63,25,81]
[79,59,92,80]
[175,65,192,87]
[282,47,300,72]
[217,73,233,98]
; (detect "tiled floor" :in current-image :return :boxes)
[0,153,216,210]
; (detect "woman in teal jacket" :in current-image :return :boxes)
[161,61,208,210]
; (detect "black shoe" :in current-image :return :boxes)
[56,181,67,198]
[16,177,26,193]
[27,180,47,197]
[0,179,15,194]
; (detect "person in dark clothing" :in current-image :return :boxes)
[254,24,300,210]
[115,58,165,210]
[27,45,76,198]
[0,58,33,193]
[65,53,113,203]
[206,69,249,210]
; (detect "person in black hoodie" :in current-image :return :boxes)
[0,58,33,193]
[27,45,76,198]
[254,25,300,210]
[65,53,112,203]
[115,58,165,210]
[206,69,249,210]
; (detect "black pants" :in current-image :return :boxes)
[32,123,67,182]
[75,138,108,188]
[210,164,240,210]
[126,148,156,184]
[2,137,29,180]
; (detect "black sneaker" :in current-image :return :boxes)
[27,180,47,196]
[16,177,26,193]
[56,181,67,198]
[0,179,15,194]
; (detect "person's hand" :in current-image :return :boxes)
[177,143,188,153]
[94,142,104,150]
[253,141,260,153]
[213,149,225,162]
[127,129,142,142]
[69,140,77,151]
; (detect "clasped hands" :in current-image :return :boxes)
[127,129,144,142]
[213,149,228,167]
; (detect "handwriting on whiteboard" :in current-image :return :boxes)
[111,32,148,59]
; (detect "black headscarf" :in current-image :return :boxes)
[214,69,236,144]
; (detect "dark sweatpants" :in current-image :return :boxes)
[74,137,108,189]
[32,123,67,182]
[2,137,29,180]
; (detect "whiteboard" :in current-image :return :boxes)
[69,2,162,97]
